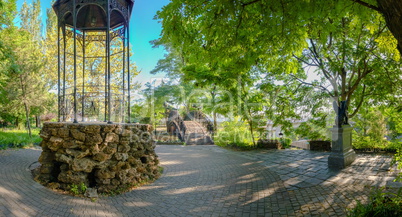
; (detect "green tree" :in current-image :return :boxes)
[353,106,390,150]
[20,0,42,42]
[0,27,46,136]
[0,0,16,30]
[156,0,400,127]
[292,9,400,120]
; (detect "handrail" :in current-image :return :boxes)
[185,110,214,134]
[165,108,214,142]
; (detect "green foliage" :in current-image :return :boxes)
[214,117,256,150]
[0,0,58,136]
[295,8,400,121]
[70,184,80,195]
[295,120,331,141]
[280,137,292,149]
[155,0,402,145]
[348,188,402,217]
[353,107,397,151]
[70,183,87,195]
[383,107,402,141]
[0,0,17,30]
[0,128,41,149]
[140,117,151,124]
[391,148,402,182]
[79,182,87,193]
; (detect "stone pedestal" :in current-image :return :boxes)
[328,125,356,169]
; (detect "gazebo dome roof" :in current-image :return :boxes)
[53,0,134,30]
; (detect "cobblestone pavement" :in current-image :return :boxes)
[0,145,401,217]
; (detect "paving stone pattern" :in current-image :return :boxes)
[0,145,401,217]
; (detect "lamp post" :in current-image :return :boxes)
[279,132,283,147]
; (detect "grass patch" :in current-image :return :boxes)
[0,128,41,149]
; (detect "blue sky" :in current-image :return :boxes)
[16,0,170,86]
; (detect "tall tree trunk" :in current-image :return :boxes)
[19,74,31,138]
[211,86,217,131]
[376,0,402,55]
[35,115,40,128]
[248,119,256,147]
[213,111,217,132]
[247,108,256,147]
[24,102,32,137]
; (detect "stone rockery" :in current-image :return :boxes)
[35,122,159,193]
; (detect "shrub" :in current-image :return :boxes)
[352,131,391,151]
[214,117,256,150]
[70,183,87,195]
[352,107,399,152]
[295,121,330,141]
[280,137,292,149]
[140,117,151,124]
[309,140,331,151]
[257,139,281,149]
[391,147,402,182]
[348,188,402,217]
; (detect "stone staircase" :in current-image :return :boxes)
[182,121,214,145]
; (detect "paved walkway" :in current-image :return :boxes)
[0,145,401,217]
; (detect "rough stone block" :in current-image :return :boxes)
[40,164,54,174]
[58,128,70,138]
[93,152,111,162]
[95,169,116,179]
[48,137,64,151]
[103,125,116,133]
[38,151,55,163]
[62,140,78,149]
[55,153,72,164]
[71,129,86,141]
[71,158,97,172]
[114,153,129,161]
[68,148,91,159]
[58,170,88,185]
[117,144,130,153]
[105,133,119,143]
[85,134,103,145]
[39,131,51,140]
[82,125,100,134]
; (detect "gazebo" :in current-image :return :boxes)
[53,0,134,123]
[35,0,160,194]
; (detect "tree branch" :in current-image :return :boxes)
[309,39,339,95]
[290,74,334,97]
[350,0,381,12]
[349,84,366,118]
[292,54,317,67]
[241,0,262,7]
